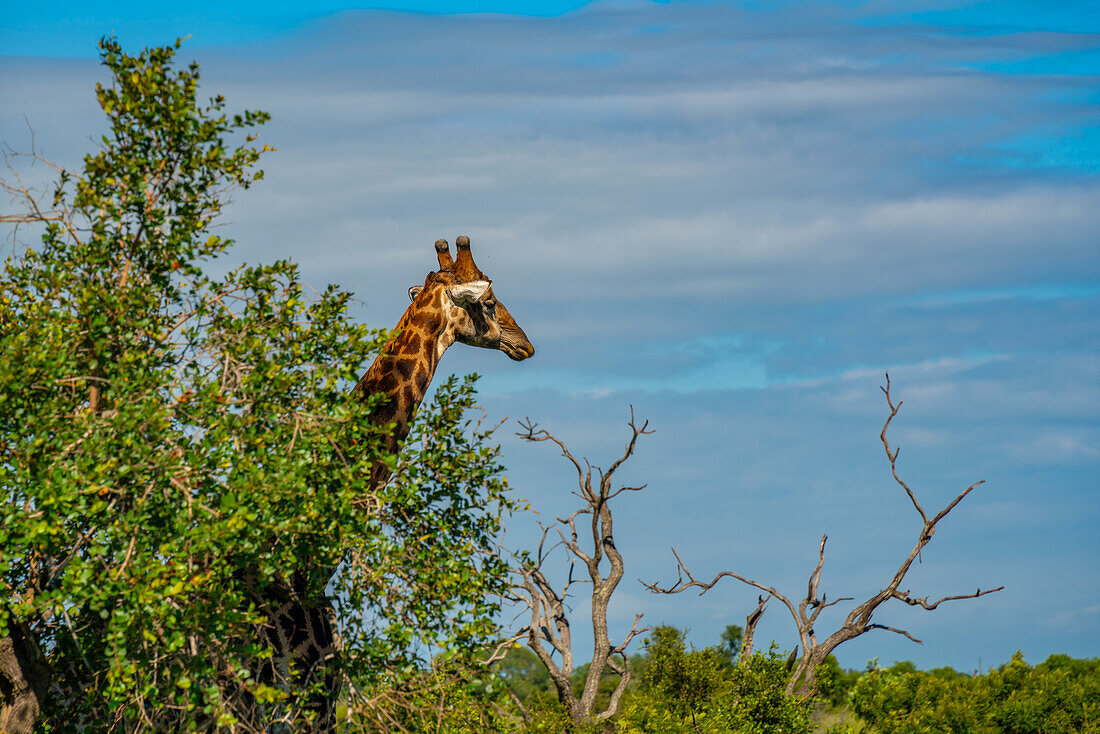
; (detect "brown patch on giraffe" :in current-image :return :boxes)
[371,399,398,424]
[412,311,443,332]
[405,332,421,352]
[415,367,430,392]
[394,358,416,380]
[376,372,398,393]
[402,386,415,406]
[468,306,489,334]
[287,606,310,648]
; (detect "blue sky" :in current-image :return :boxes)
[2,0,1098,672]
[1,0,595,56]
[6,0,1100,58]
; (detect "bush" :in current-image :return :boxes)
[848,652,1100,734]
[814,655,862,709]
[617,628,813,734]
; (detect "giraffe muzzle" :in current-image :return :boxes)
[501,332,535,360]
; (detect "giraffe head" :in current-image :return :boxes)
[407,236,535,361]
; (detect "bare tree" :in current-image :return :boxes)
[488,411,651,725]
[645,374,1003,696]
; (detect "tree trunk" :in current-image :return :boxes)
[0,622,51,734]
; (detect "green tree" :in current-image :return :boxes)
[848,652,1100,734]
[639,626,726,726]
[813,655,862,710]
[497,646,555,704]
[618,629,813,734]
[719,625,743,666]
[0,38,515,731]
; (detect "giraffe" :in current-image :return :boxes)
[353,235,535,459]
[239,236,534,730]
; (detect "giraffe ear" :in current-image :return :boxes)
[408,285,424,301]
[447,280,491,305]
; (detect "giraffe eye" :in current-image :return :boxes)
[484,299,497,309]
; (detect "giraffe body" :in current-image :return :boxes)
[245,237,533,730]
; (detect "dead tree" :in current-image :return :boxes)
[488,411,650,725]
[645,374,1003,696]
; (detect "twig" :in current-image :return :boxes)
[644,374,1002,696]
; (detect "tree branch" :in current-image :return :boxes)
[643,374,1002,696]
[505,412,652,724]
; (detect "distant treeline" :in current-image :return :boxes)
[822,651,1100,733]
[484,625,1099,733]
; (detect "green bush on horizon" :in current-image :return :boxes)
[847,652,1100,734]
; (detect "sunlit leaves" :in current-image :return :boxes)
[1,38,516,730]
[849,653,1100,734]
[617,634,815,734]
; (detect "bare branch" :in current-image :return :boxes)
[645,547,791,612]
[479,636,525,668]
[740,595,770,663]
[612,613,648,657]
[895,585,1005,611]
[607,483,647,500]
[807,534,827,603]
[517,417,586,491]
[504,413,652,725]
[502,685,530,723]
[603,407,653,480]
[643,374,1002,697]
[865,623,922,644]
[881,373,926,523]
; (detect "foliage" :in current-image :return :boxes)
[814,656,864,709]
[338,650,1100,734]
[342,667,519,734]
[848,652,1100,734]
[520,693,603,734]
[339,662,613,734]
[0,38,515,730]
[337,375,519,685]
[496,646,554,703]
[559,662,639,724]
[617,629,814,734]
[719,625,743,666]
[638,626,727,724]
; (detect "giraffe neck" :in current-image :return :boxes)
[241,294,457,729]
[354,291,453,453]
